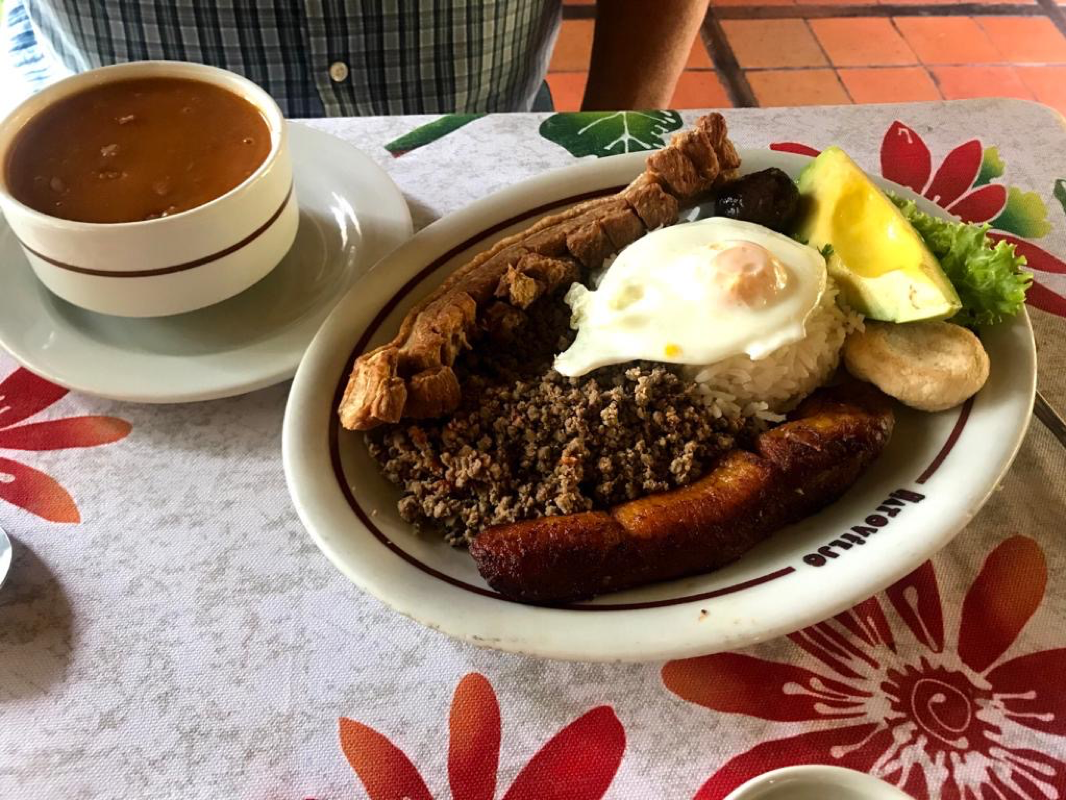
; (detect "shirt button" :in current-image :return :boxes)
[329,61,349,83]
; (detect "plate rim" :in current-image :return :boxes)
[283,149,1036,662]
[0,122,413,404]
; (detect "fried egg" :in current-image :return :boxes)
[553,217,827,377]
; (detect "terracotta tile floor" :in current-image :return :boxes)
[547,4,1066,116]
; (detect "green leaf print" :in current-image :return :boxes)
[385,114,484,156]
[1054,179,1066,220]
[539,111,684,158]
[973,147,1005,188]
[992,187,1052,239]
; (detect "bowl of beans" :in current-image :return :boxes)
[0,60,298,317]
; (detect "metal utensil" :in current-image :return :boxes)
[1035,391,1066,449]
[0,524,10,590]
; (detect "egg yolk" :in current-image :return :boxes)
[705,241,789,308]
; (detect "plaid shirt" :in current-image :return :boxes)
[3,0,562,116]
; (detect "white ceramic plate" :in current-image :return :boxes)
[283,150,1035,662]
[0,123,412,403]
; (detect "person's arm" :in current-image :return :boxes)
[582,0,711,111]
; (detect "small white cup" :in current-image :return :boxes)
[724,765,914,800]
[0,61,298,317]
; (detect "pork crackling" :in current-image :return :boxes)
[337,113,741,431]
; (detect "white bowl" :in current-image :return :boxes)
[0,61,297,317]
[723,766,914,800]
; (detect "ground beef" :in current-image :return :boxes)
[367,298,753,545]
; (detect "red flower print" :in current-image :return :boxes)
[339,673,626,800]
[879,121,1066,316]
[0,368,131,523]
[991,232,1066,317]
[880,122,931,197]
[663,536,1066,800]
[882,122,1007,224]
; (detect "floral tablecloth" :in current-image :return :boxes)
[2,100,1065,800]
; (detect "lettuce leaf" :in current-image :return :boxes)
[891,195,1032,326]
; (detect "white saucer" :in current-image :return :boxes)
[0,123,412,403]
[723,766,914,800]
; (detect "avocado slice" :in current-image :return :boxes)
[795,146,962,323]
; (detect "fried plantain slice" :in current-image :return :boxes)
[469,382,894,603]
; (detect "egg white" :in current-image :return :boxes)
[554,217,827,377]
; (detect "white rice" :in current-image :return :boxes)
[683,278,863,424]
